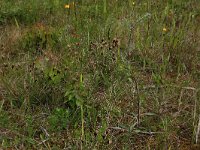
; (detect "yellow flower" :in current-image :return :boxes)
[64,4,70,9]
[163,27,167,32]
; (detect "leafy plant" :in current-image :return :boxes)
[48,108,69,131]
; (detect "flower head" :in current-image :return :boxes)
[163,27,167,32]
[64,4,70,9]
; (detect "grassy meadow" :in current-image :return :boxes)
[0,0,200,149]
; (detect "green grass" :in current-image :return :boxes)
[0,0,200,149]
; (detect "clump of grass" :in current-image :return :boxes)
[0,0,200,149]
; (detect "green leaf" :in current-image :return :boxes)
[76,99,83,107]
